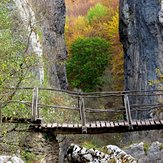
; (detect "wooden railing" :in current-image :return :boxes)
[31,87,39,121]
[0,87,163,133]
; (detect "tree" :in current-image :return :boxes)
[0,0,28,93]
[87,3,108,23]
[0,1,70,161]
[0,0,36,157]
[65,16,91,53]
[66,37,110,92]
[65,0,123,91]
[119,0,163,119]
[107,13,124,90]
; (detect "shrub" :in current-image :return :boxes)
[66,37,110,92]
[87,3,108,23]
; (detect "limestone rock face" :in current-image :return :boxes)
[40,0,68,89]
[119,0,163,119]
[28,0,68,89]
[124,141,163,163]
[124,142,145,160]
[0,156,24,163]
[66,144,136,163]
[13,0,44,85]
[13,0,68,89]
[147,141,163,162]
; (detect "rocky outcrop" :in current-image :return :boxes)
[124,141,163,163]
[40,0,68,89]
[0,156,24,163]
[13,0,44,85]
[29,0,68,89]
[119,0,163,119]
[14,0,68,89]
[66,142,163,163]
[66,144,136,163]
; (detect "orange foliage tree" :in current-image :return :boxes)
[107,13,124,90]
[65,0,119,17]
[65,16,92,53]
[65,0,124,90]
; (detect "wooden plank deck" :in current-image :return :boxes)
[1,117,42,124]
[30,119,163,134]
[1,117,163,134]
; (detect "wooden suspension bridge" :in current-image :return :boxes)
[0,87,163,134]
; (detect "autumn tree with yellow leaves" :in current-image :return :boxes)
[65,0,124,91]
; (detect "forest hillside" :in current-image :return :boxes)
[65,0,124,91]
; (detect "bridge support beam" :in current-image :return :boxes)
[0,104,2,124]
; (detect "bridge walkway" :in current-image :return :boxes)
[0,87,163,134]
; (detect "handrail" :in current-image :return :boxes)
[2,100,163,112]
[3,87,163,96]
[0,87,163,126]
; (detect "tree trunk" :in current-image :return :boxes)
[119,0,163,119]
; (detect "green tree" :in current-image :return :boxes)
[87,3,108,23]
[67,37,110,92]
[0,1,25,88]
[0,0,36,109]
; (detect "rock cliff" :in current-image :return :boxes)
[14,0,68,89]
[66,142,163,163]
[37,0,68,89]
[0,156,24,163]
[66,144,136,163]
[124,141,163,163]
[119,0,163,119]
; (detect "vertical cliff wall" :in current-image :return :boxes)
[119,0,163,119]
[42,0,68,89]
[13,0,44,85]
[15,0,68,89]
[30,0,68,89]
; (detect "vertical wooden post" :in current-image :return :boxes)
[124,94,133,129]
[122,95,127,121]
[36,88,40,119]
[32,87,39,121]
[77,96,80,109]
[0,104,2,124]
[79,96,87,133]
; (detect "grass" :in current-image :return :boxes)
[143,143,150,155]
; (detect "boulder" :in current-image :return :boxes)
[66,144,136,163]
[124,141,163,163]
[124,142,145,159]
[0,156,24,163]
